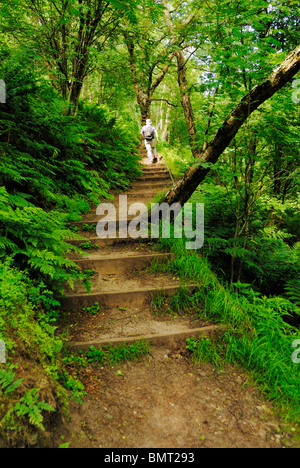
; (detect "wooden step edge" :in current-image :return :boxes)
[138,179,171,184]
[59,284,198,310]
[74,252,173,272]
[75,252,173,265]
[132,183,171,187]
[140,173,170,178]
[139,174,171,178]
[67,324,221,351]
[142,170,169,174]
[65,237,154,247]
[125,190,170,196]
[70,217,137,228]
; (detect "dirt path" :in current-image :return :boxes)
[55,153,297,449]
[56,349,296,448]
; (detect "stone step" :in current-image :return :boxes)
[60,284,198,310]
[142,172,170,177]
[126,184,170,192]
[142,168,169,173]
[142,170,168,176]
[70,217,137,230]
[75,252,172,273]
[67,324,220,351]
[141,163,166,168]
[140,175,171,182]
[125,190,168,197]
[131,182,171,190]
[66,236,153,248]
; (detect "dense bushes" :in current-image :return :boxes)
[0,261,67,447]
[159,118,300,424]
[0,47,141,446]
[155,237,300,424]
[0,47,141,291]
[191,184,300,301]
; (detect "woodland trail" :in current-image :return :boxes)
[55,151,296,449]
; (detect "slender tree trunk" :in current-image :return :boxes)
[138,93,152,126]
[162,0,200,157]
[68,80,84,116]
[162,45,300,206]
[175,50,199,155]
[124,31,171,127]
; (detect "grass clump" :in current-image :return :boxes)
[155,237,300,426]
[63,340,150,369]
[86,340,150,366]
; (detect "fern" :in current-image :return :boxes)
[0,366,22,395]
[13,388,55,431]
[285,279,300,306]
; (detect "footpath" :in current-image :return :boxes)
[55,152,296,448]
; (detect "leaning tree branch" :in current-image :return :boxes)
[151,98,178,107]
[162,45,300,206]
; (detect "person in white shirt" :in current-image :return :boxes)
[141,119,160,164]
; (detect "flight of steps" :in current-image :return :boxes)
[60,157,218,350]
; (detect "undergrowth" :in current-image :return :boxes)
[0,47,141,448]
[63,341,150,370]
[0,262,69,447]
[155,236,300,427]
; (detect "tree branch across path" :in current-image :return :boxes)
[162,45,300,206]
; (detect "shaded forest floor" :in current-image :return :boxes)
[54,347,297,448]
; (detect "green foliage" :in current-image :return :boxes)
[150,285,199,317]
[0,261,64,360]
[106,340,150,366]
[86,340,150,366]
[78,241,99,250]
[0,262,69,446]
[0,187,82,291]
[156,237,300,422]
[76,104,142,189]
[186,336,222,368]
[285,279,300,307]
[0,0,299,447]
[190,184,300,298]
[82,302,101,315]
[159,142,194,178]
[0,47,141,294]
[82,223,96,232]
[9,389,55,431]
[0,44,143,446]
[86,346,106,364]
[58,372,86,404]
[0,366,22,396]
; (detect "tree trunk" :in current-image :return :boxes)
[138,93,152,126]
[175,50,199,155]
[161,0,200,156]
[68,80,84,116]
[162,45,300,206]
[123,27,173,127]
